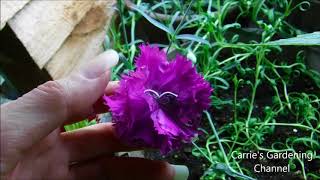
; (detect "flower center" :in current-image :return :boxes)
[144,89,178,107]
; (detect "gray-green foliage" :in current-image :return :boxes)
[268,32,320,46]
[109,0,320,179]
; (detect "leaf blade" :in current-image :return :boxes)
[267,32,320,46]
[130,4,174,34]
[176,34,211,46]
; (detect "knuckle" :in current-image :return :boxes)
[36,80,69,111]
[37,81,66,99]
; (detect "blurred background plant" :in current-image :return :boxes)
[105,0,320,179]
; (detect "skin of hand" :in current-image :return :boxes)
[0,50,188,180]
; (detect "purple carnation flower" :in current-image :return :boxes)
[104,45,212,154]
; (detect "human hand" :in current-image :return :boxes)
[0,50,188,180]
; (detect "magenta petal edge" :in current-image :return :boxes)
[104,45,213,154]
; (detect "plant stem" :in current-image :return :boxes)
[166,0,195,54]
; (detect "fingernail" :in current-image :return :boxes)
[79,49,119,79]
[171,164,189,180]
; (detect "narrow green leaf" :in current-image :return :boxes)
[252,0,265,21]
[150,0,171,11]
[220,1,238,22]
[169,11,181,29]
[64,119,97,132]
[267,32,320,46]
[222,23,241,32]
[130,4,174,34]
[176,34,211,46]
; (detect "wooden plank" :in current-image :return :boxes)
[46,29,106,80]
[8,0,94,68]
[46,0,116,80]
[0,0,31,30]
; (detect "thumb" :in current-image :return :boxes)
[0,50,118,174]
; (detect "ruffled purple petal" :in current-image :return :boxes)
[105,45,212,154]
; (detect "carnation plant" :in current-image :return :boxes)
[67,0,320,179]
